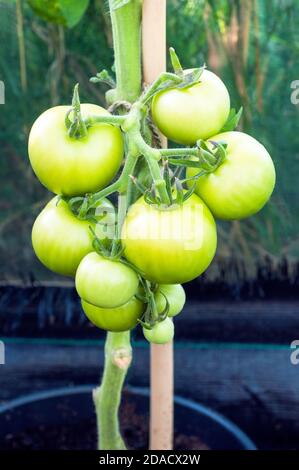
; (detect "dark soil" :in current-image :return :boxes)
[0,392,209,451]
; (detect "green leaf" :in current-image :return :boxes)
[221,107,243,132]
[28,0,89,28]
[176,66,205,90]
[111,0,131,10]
[60,0,89,28]
[90,69,116,88]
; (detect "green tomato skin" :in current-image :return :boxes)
[151,69,230,145]
[187,131,276,220]
[81,297,143,332]
[32,196,112,277]
[143,318,174,344]
[155,284,186,318]
[121,194,217,284]
[75,252,139,309]
[28,104,124,196]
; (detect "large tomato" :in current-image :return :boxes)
[187,131,276,220]
[81,297,143,332]
[151,69,230,145]
[155,284,186,317]
[32,196,113,277]
[121,194,217,284]
[75,252,139,308]
[28,104,124,196]
[143,318,174,344]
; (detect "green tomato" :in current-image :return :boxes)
[75,252,139,308]
[155,284,186,318]
[187,131,276,220]
[32,196,113,277]
[121,194,217,284]
[28,104,124,196]
[81,297,143,332]
[151,69,230,145]
[143,318,174,344]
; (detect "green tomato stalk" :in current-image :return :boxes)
[93,331,132,450]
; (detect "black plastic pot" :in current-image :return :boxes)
[0,385,256,450]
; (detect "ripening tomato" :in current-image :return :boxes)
[32,196,113,277]
[121,194,217,284]
[143,318,174,344]
[28,104,124,196]
[151,69,230,145]
[155,284,186,317]
[81,297,143,332]
[75,252,139,308]
[187,131,276,220]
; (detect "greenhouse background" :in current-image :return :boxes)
[1,0,299,282]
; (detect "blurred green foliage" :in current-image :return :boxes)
[28,0,90,28]
[0,0,298,281]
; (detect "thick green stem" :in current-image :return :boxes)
[91,151,137,203]
[93,332,132,450]
[85,114,126,126]
[109,0,142,102]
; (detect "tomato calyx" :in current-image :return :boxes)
[220,107,243,132]
[169,47,206,90]
[66,194,102,224]
[167,140,228,189]
[137,280,170,330]
[140,48,205,107]
[88,226,123,261]
[65,83,126,141]
[130,159,195,209]
[65,84,88,139]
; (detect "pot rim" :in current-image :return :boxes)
[0,384,256,450]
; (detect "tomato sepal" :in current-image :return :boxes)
[220,107,243,132]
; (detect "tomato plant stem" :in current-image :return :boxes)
[92,151,137,203]
[85,114,126,126]
[109,0,142,103]
[93,331,132,450]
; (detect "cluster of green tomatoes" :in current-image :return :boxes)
[28,63,275,344]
